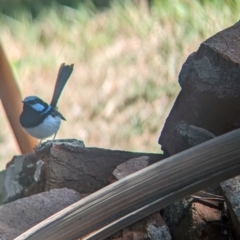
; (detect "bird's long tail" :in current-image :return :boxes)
[50,63,74,108]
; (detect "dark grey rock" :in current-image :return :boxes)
[0,188,81,240]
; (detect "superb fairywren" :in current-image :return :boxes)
[20,63,74,143]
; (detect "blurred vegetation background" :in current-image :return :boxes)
[0,0,239,169]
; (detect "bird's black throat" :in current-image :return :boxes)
[20,102,65,128]
[20,103,50,128]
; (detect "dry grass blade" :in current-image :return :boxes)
[15,128,240,240]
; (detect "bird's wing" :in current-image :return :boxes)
[51,108,66,121]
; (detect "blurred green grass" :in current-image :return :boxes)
[0,0,239,169]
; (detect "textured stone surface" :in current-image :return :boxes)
[113,156,149,180]
[1,140,164,205]
[159,21,240,156]
[0,170,5,204]
[1,153,43,204]
[0,188,81,240]
[163,198,226,240]
[107,212,171,240]
[35,140,163,194]
[159,21,240,239]
[221,176,240,236]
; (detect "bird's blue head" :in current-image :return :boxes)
[22,96,51,114]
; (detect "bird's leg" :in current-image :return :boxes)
[53,132,58,142]
[34,139,42,150]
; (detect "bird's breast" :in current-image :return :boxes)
[22,114,61,139]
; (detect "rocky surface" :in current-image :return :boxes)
[159,21,240,156]
[159,21,240,239]
[113,156,150,180]
[221,176,240,237]
[35,140,163,194]
[0,188,81,240]
[107,212,171,240]
[1,152,42,204]
[0,140,163,205]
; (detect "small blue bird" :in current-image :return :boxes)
[20,63,74,143]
